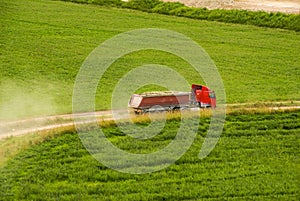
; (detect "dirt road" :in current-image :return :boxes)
[163,0,300,14]
[1,104,299,140]
[0,110,114,140]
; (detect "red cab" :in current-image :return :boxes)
[190,84,216,108]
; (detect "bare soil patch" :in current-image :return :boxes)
[163,0,300,14]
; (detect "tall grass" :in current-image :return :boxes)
[1,110,299,200]
[1,107,298,167]
[0,125,76,167]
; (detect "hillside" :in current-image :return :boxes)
[0,0,299,120]
[0,0,299,200]
[1,111,299,200]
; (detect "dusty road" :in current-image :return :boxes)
[1,104,299,140]
[163,0,300,14]
[0,110,114,140]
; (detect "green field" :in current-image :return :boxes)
[0,0,299,120]
[0,0,299,200]
[1,110,299,200]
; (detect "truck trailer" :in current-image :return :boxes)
[128,84,216,114]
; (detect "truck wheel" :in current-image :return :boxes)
[173,107,180,112]
[198,102,202,108]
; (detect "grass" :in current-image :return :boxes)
[0,125,76,167]
[58,0,300,31]
[0,108,212,167]
[1,106,298,168]
[0,110,299,200]
[0,0,298,200]
[0,0,299,120]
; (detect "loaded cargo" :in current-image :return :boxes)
[128,84,216,114]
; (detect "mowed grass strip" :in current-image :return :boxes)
[0,0,299,120]
[0,110,299,200]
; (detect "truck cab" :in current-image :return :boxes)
[190,84,216,108]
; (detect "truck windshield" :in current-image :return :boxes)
[209,92,216,98]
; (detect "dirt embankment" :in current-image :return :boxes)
[163,0,300,14]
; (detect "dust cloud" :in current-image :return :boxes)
[0,80,57,122]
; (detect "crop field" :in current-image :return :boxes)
[0,0,299,120]
[0,0,299,200]
[0,110,299,200]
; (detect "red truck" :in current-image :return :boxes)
[128,84,216,114]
